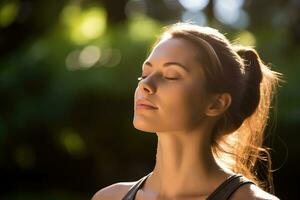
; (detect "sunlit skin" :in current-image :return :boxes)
[92,37,279,200]
[132,37,233,199]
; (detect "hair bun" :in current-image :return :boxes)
[235,47,263,118]
[236,48,263,85]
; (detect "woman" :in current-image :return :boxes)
[92,22,282,200]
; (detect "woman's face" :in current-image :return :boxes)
[133,37,210,133]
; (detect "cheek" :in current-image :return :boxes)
[160,83,206,127]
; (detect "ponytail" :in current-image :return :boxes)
[237,47,263,119]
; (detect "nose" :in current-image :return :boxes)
[142,85,153,95]
[139,79,156,95]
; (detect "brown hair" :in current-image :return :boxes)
[152,23,283,193]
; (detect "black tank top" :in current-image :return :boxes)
[122,172,254,200]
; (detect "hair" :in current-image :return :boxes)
[151,22,283,193]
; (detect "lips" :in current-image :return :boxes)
[136,99,158,110]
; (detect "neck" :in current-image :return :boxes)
[145,126,231,198]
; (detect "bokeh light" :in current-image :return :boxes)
[60,4,106,44]
[65,49,82,71]
[59,128,87,158]
[128,14,161,41]
[213,0,249,29]
[0,1,19,27]
[178,0,209,12]
[79,45,101,69]
[181,10,207,25]
[100,48,122,68]
[234,30,256,46]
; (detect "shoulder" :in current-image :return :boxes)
[230,183,280,200]
[91,181,137,200]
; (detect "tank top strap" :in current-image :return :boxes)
[206,174,255,200]
[122,172,152,200]
[122,173,254,200]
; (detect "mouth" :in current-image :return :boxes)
[135,99,158,110]
[136,104,158,110]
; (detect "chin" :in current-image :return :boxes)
[133,119,158,133]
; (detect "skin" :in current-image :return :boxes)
[92,37,279,200]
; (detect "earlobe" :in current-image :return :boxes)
[205,93,232,117]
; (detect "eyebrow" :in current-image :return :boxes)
[143,61,189,72]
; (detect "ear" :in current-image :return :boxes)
[205,93,232,117]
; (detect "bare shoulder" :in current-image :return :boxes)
[230,183,280,200]
[91,181,137,200]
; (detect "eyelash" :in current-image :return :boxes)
[137,76,178,81]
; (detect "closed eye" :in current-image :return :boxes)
[137,76,179,81]
[165,77,179,80]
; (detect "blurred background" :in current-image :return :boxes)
[0,0,299,199]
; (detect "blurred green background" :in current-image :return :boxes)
[0,0,299,199]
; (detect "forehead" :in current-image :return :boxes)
[146,37,199,69]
